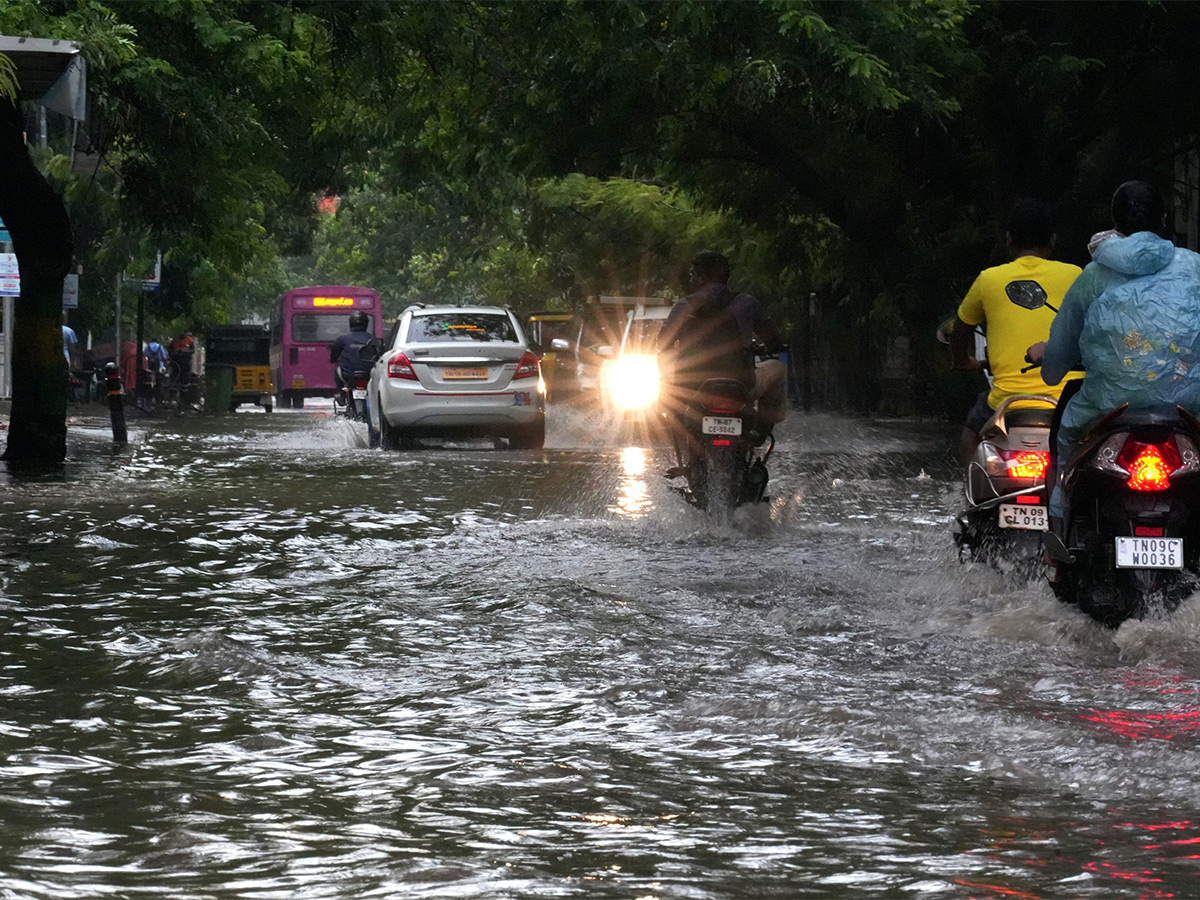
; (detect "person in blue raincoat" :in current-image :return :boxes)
[1027,181,1200,518]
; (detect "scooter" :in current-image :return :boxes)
[955,393,1056,569]
[1043,405,1200,626]
[663,376,772,515]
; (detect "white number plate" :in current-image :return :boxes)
[998,503,1048,531]
[351,389,367,400]
[702,416,742,436]
[1115,537,1184,570]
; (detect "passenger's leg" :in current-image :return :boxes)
[959,390,993,467]
[750,358,787,425]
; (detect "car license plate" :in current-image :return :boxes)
[1115,537,1184,570]
[998,503,1048,531]
[702,416,742,436]
[443,366,488,380]
[352,389,366,400]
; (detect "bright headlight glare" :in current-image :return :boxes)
[609,355,659,410]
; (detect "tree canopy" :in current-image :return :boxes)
[4,0,1200,408]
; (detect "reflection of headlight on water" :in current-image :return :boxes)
[607,355,659,411]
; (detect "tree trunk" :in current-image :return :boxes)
[0,100,73,466]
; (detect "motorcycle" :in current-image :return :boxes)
[1043,404,1200,626]
[955,393,1056,569]
[336,366,372,421]
[662,376,773,515]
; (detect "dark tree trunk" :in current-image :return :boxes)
[0,100,73,466]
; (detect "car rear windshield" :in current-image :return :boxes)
[408,313,517,343]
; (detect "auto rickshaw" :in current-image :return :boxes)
[204,324,274,412]
[523,311,573,402]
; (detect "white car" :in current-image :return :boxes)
[366,305,545,450]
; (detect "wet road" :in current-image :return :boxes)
[3,404,1200,898]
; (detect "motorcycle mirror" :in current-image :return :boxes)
[1005,280,1049,310]
[550,338,572,352]
[358,338,384,363]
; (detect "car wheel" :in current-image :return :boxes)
[379,407,401,451]
[510,416,546,450]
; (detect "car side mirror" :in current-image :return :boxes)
[358,338,384,363]
[551,338,572,352]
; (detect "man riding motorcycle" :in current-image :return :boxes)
[951,198,1081,465]
[1027,180,1200,521]
[329,310,374,390]
[657,250,786,431]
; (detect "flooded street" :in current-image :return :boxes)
[4,405,1200,898]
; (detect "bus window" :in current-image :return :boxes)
[292,313,375,343]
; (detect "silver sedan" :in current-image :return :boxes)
[367,305,546,450]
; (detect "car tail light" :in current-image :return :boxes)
[387,352,418,380]
[984,448,1049,479]
[513,351,539,379]
[1117,440,1180,492]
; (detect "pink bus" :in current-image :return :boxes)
[270,285,384,408]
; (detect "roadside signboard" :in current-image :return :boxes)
[62,272,79,308]
[0,253,19,297]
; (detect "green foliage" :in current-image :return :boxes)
[0,53,17,101]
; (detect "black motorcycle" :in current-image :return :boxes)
[1043,404,1200,626]
[335,368,369,421]
[663,376,772,515]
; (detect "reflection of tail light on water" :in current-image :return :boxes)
[1079,706,1200,742]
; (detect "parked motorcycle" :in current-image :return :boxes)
[1042,405,1200,626]
[955,393,1056,569]
[663,376,772,515]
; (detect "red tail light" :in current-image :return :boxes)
[353,375,369,390]
[387,352,418,380]
[711,439,732,446]
[999,449,1049,479]
[1118,440,1181,492]
[513,351,540,379]
[705,396,744,415]
[1015,494,1041,505]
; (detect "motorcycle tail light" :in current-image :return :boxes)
[387,352,418,380]
[1117,440,1180,491]
[1015,494,1041,504]
[705,397,743,415]
[513,351,540,379]
[989,448,1049,479]
[353,375,369,390]
[711,439,732,446]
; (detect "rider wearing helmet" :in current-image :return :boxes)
[329,310,374,387]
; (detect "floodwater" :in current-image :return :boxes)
[3,403,1200,899]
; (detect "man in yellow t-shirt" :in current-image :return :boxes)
[951,199,1082,464]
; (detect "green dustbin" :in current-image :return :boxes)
[204,364,235,415]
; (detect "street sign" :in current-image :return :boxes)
[125,250,161,292]
[62,272,79,308]
[0,253,19,297]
